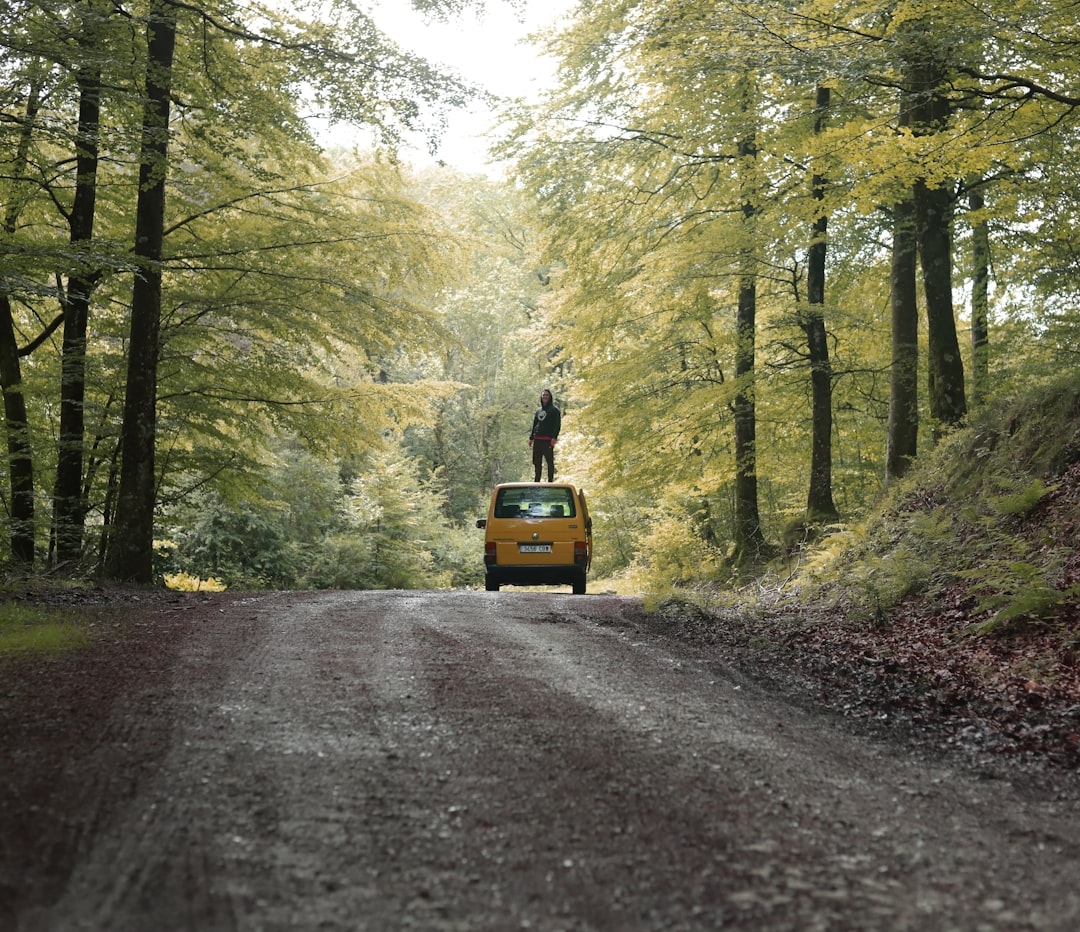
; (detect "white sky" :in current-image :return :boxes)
[363,0,576,173]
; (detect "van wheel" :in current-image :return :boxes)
[572,575,586,595]
[485,579,500,591]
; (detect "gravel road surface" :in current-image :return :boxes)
[3,589,1080,930]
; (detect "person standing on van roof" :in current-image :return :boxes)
[528,389,561,482]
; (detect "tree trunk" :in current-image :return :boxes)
[0,297,35,564]
[803,84,839,524]
[54,24,103,566]
[105,0,177,583]
[969,184,990,405]
[887,198,920,484]
[0,75,45,565]
[732,270,767,563]
[915,179,966,431]
[906,33,966,434]
[729,97,770,566]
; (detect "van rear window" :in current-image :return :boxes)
[494,487,576,518]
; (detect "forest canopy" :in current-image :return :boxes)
[0,0,1077,592]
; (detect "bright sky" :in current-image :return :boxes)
[366,0,575,173]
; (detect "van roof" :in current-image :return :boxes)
[494,481,578,490]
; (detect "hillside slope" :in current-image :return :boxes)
[659,373,1080,770]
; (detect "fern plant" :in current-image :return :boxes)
[956,536,1076,635]
[990,477,1057,517]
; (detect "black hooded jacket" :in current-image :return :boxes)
[529,392,561,442]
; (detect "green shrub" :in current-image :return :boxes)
[629,511,722,595]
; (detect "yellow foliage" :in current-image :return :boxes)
[164,573,228,592]
[630,511,721,593]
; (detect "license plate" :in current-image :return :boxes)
[519,544,552,553]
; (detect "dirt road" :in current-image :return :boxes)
[4,589,1080,930]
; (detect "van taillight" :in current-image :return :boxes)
[574,541,588,564]
[485,542,497,565]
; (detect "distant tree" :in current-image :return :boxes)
[401,169,551,519]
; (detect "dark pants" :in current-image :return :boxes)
[532,439,555,482]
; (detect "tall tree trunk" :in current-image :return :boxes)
[915,179,966,431]
[0,298,35,564]
[733,270,766,561]
[729,92,770,566]
[969,184,990,405]
[802,84,839,524]
[0,75,45,564]
[907,35,966,433]
[105,0,177,583]
[887,197,919,484]
[54,14,103,565]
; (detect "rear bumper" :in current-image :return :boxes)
[485,564,585,587]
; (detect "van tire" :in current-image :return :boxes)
[572,575,586,595]
[485,579,500,592]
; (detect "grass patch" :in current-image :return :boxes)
[0,603,90,657]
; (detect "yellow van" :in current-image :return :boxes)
[477,482,593,594]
